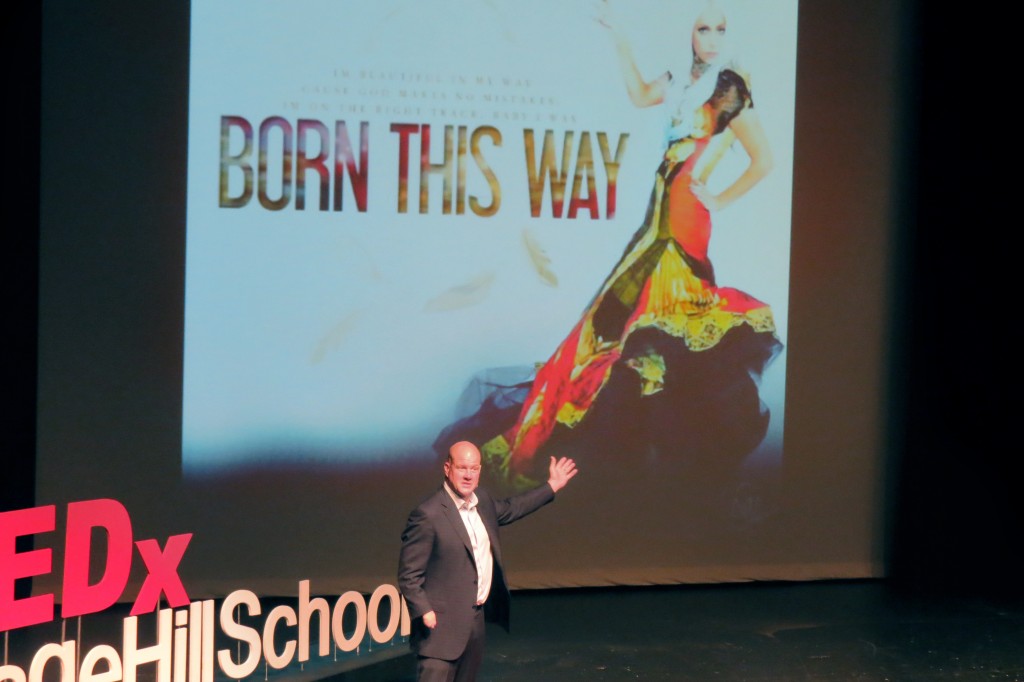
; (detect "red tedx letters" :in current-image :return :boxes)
[0,498,192,632]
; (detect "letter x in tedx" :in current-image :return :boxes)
[131,534,193,615]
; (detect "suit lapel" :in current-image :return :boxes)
[439,489,474,555]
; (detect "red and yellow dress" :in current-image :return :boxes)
[439,69,782,490]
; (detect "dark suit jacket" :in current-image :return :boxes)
[398,482,554,660]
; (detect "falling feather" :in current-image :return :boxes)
[424,272,496,312]
[522,228,558,287]
[311,311,362,364]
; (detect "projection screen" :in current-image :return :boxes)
[36,0,900,600]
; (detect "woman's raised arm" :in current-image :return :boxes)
[596,0,670,108]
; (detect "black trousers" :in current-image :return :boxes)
[416,606,486,682]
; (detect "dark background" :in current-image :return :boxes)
[4,0,1021,600]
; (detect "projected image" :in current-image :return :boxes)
[183,0,795,517]
[438,0,784,498]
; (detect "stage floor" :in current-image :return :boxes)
[334,580,1024,681]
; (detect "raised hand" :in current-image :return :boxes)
[547,456,579,493]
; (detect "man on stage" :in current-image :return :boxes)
[398,440,578,681]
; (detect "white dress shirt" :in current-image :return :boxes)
[444,482,493,605]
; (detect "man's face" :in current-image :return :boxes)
[444,443,482,498]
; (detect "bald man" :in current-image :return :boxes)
[398,441,577,681]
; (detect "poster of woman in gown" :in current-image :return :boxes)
[436,2,784,513]
[183,0,795,527]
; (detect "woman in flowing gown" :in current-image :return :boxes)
[437,0,783,494]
